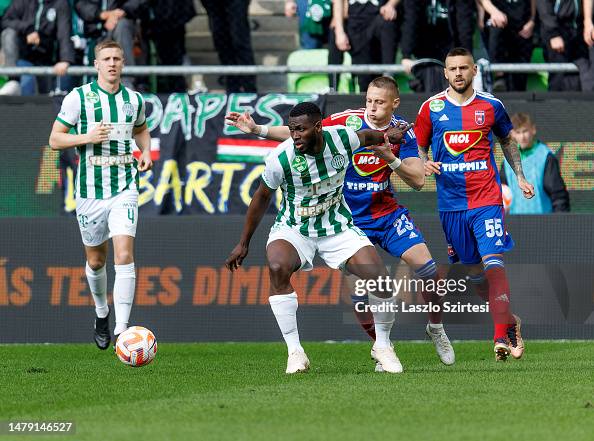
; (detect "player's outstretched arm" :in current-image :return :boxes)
[49,120,111,150]
[225,111,290,141]
[225,182,275,272]
[499,134,535,199]
[367,137,425,191]
[391,157,425,191]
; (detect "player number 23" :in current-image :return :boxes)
[484,218,503,238]
[394,214,414,236]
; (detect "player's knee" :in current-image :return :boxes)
[114,250,133,265]
[87,257,106,271]
[268,261,293,278]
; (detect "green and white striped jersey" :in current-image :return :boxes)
[56,80,146,199]
[262,126,360,237]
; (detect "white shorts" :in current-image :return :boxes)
[266,223,373,271]
[75,190,138,247]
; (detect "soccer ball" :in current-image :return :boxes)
[115,326,158,367]
[501,184,513,213]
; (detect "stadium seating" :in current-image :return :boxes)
[286,49,356,93]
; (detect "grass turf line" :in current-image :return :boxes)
[1,342,593,441]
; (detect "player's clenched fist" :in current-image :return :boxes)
[225,243,249,272]
[137,150,153,172]
[517,177,535,199]
[87,121,112,144]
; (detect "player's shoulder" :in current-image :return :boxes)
[475,91,506,109]
[323,124,357,139]
[390,114,410,125]
[62,85,87,105]
[418,90,447,113]
[266,137,294,163]
[324,108,365,125]
[123,85,142,99]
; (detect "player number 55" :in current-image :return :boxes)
[485,218,503,238]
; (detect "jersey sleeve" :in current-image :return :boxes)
[321,115,334,127]
[414,101,433,148]
[492,101,512,139]
[56,90,80,128]
[134,92,146,127]
[261,153,284,190]
[397,127,420,160]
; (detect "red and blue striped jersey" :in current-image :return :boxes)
[414,90,513,212]
[322,108,418,227]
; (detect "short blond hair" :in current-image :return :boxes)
[94,40,124,59]
[511,112,534,129]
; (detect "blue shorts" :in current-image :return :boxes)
[358,208,426,258]
[439,205,514,265]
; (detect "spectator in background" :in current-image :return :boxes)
[201,0,257,93]
[582,0,594,91]
[1,0,74,95]
[285,0,332,49]
[142,0,196,93]
[0,0,21,95]
[537,0,589,91]
[58,0,89,93]
[501,112,570,214]
[478,0,535,92]
[75,0,146,87]
[401,0,475,93]
[333,0,400,91]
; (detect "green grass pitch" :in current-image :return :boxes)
[1,341,593,441]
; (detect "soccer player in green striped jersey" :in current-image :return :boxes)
[49,40,152,351]
[225,102,411,374]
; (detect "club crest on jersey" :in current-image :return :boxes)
[352,152,387,176]
[475,110,485,125]
[85,91,99,104]
[429,99,445,112]
[292,155,308,173]
[443,130,483,156]
[122,102,135,117]
[345,115,363,130]
[331,154,346,170]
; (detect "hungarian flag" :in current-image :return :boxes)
[216,138,280,163]
[132,138,161,161]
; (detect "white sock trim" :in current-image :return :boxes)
[269,292,303,354]
[368,294,395,349]
[85,262,108,318]
[114,263,136,335]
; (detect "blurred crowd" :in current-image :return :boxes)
[289,0,594,92]
[0,0,593,95]
[0,0,197,95]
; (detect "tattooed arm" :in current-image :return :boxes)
[499,134,535,199]
[418,145,442,176]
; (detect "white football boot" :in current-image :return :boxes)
[286,349,310,374]
[371,343,403,373]
[426,324,455,365]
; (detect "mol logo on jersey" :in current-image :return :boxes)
[352,152,387,176]
[443,130,483,156]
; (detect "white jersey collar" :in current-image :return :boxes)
[444,87,476,107]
